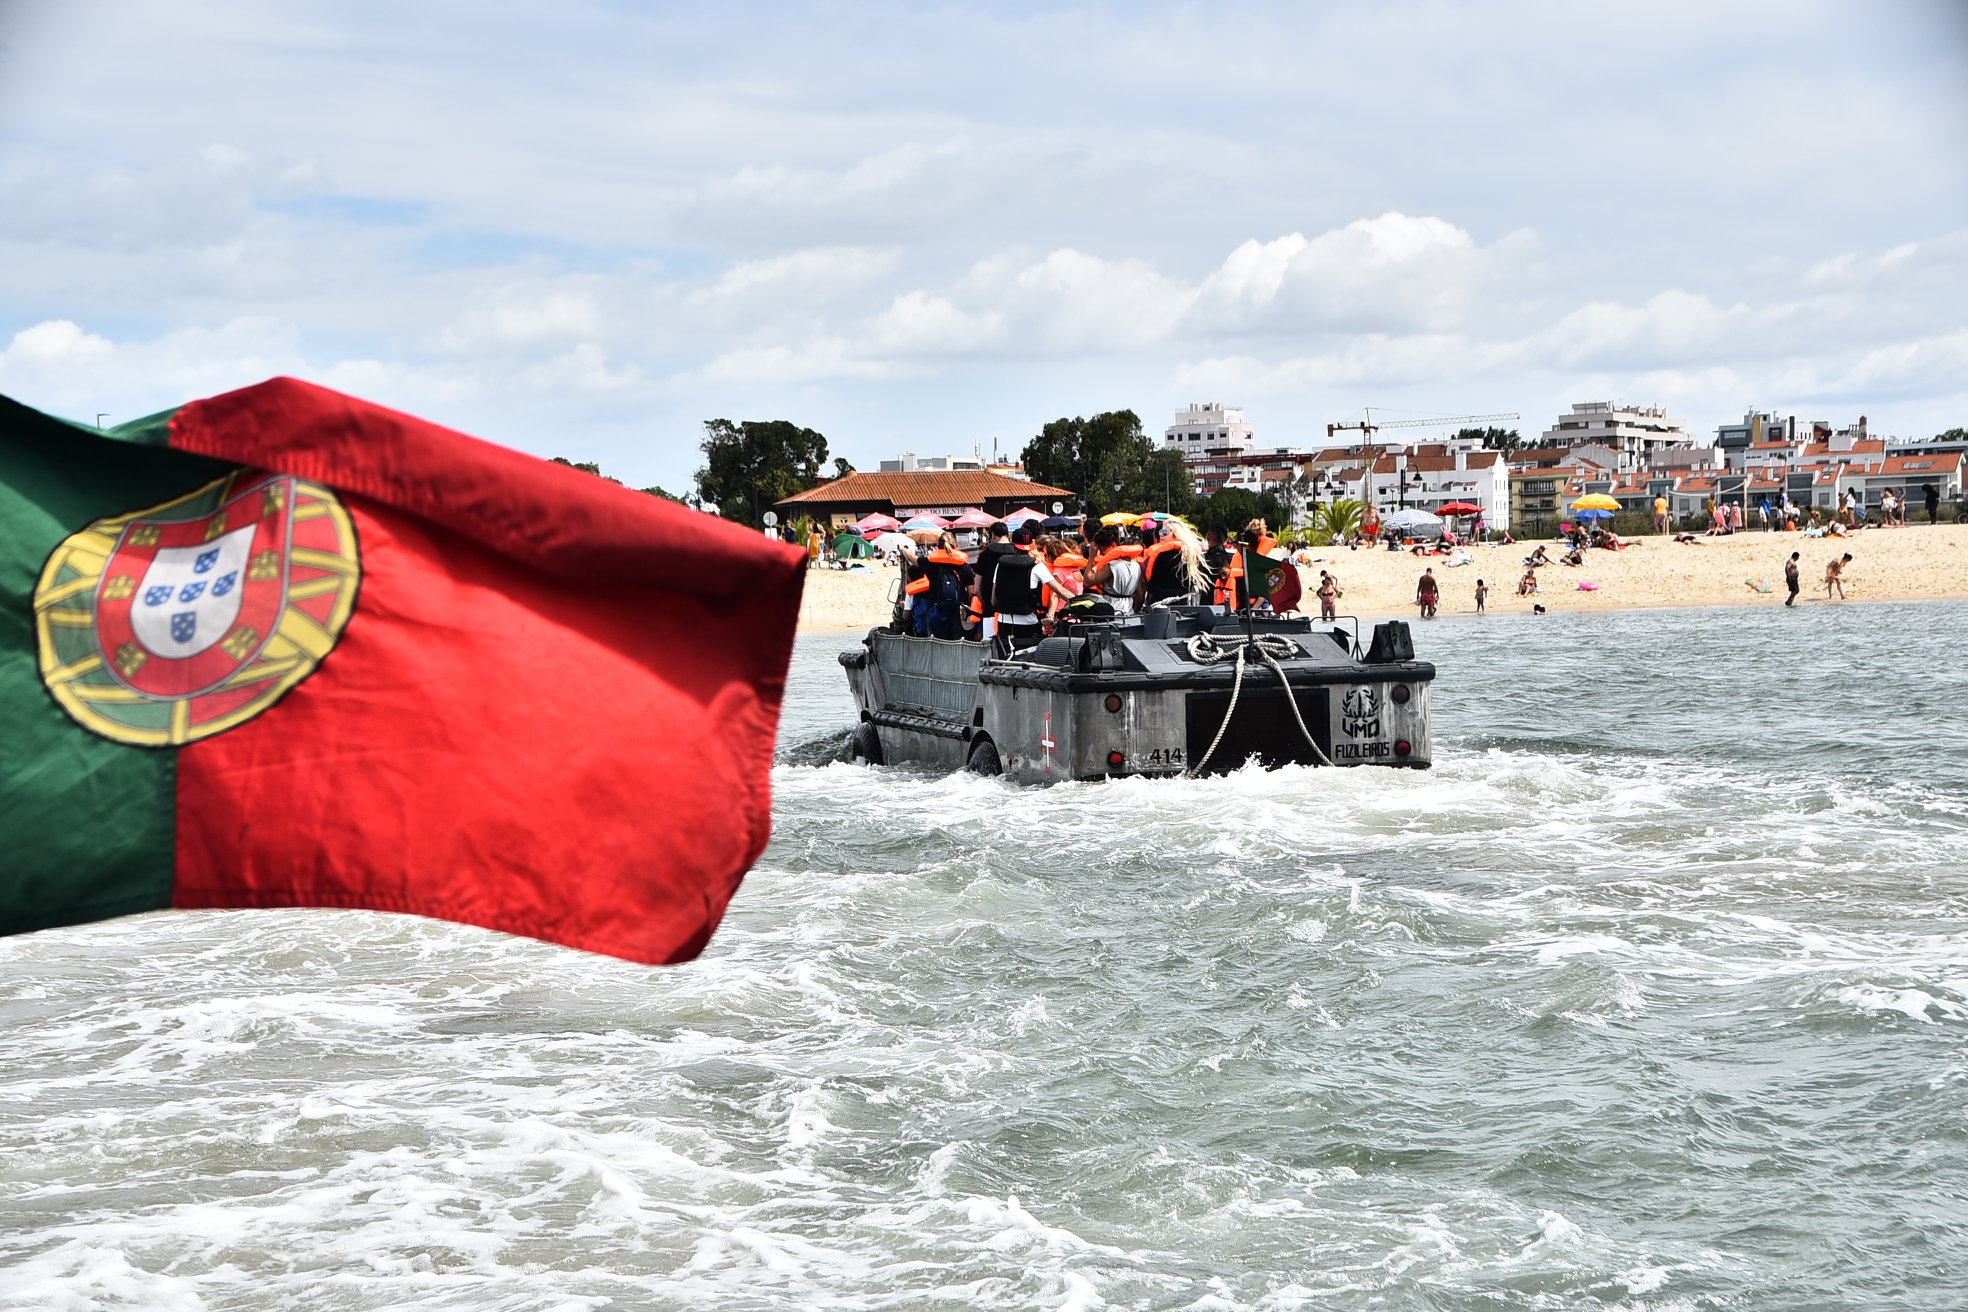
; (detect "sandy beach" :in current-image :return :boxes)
[797,524,1968,632]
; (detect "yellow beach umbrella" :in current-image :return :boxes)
[1571,493,1620,512]
[1100,511,1142,525]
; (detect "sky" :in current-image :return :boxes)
[2,0,1964,493]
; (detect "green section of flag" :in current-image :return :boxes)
[0,397,232,934]
[1241,548,1280,601]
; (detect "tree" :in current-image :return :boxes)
[549,457,621,484]
[1020,410,1156,517]
[642,485,702,509]
[1192,487,1283,534]
[1937,427,1967,442]
[693,419,830,525]
[1272,473,1314,529]
[1454,426,1523,452]
[1306,498,1365,546]
[831,456,856,479]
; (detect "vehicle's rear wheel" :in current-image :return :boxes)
[850,722,884,766]
[965,739,1001,776]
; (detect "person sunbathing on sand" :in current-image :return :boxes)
[1517,568,1538,596]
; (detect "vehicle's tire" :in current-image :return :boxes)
[849,722,884,766]
[965,739,1002,776]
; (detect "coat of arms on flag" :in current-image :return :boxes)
[32,470,360,746]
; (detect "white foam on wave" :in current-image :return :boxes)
[1829,982,1968,1024]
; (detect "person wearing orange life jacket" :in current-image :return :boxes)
[911,533,971,639]
[1086,526,1144,615]
[1139,518,1202,608]
[1041,541,1088,626]
[1202,521,1246,609]
[985,524,1055,651]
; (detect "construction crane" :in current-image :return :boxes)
[1326,408,1521,441]
[1322,409,1522,513]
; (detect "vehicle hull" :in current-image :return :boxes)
[842,609,1434,784]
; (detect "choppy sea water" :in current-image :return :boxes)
[3,600,1966,1311]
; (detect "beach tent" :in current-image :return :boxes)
[831,532,874,559]
[852,511,901,533]
[1381,508,1445,538]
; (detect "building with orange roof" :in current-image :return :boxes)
[774,469,1076,529]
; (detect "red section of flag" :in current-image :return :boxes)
[165,378,805,964]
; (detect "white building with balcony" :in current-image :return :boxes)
[1539,402,1692,472]
[1165,402,1255,459]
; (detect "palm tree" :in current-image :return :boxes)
[1307,498,1365,546]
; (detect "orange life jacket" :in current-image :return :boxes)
[1088,542,1142,594]
[1141,539,1181,581]
[926,547,967,566]
[1212,549,1245,607]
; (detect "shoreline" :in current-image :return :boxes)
[795,523,1968,633]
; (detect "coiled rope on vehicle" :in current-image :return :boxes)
[1183,631,1335,775]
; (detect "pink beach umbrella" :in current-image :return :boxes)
[852,511,901,533]
[1003,506,1045,527]
[950,507,996,529]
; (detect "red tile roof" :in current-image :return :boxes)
[1878,452,1964,475]
[1798,439,1885,458]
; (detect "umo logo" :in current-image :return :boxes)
[1340,686,1381,738]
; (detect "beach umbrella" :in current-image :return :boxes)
[1571,494,1620,512]
[1437,500,1483,517]
[1100,511,1142,526]
[1572,507,1614,523]
[852,511,900,533]
[898,514,949,532]
[950,507,996,529]
[1040,515,1082,531]
[865,531,912,555]
[1003,506,1045,526]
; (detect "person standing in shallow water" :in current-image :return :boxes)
[1784,551,1801,606]
[1416,567,1439,619]
[1474,578,1488,614]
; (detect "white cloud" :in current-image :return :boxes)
[2,0,1963,483]
[431,277,608,354]
[2,319,114,367]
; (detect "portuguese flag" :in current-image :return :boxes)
[0,378,805,964]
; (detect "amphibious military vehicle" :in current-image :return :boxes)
[840,607,1433,783]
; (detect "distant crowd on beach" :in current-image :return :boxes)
[1667,483,1941,541]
